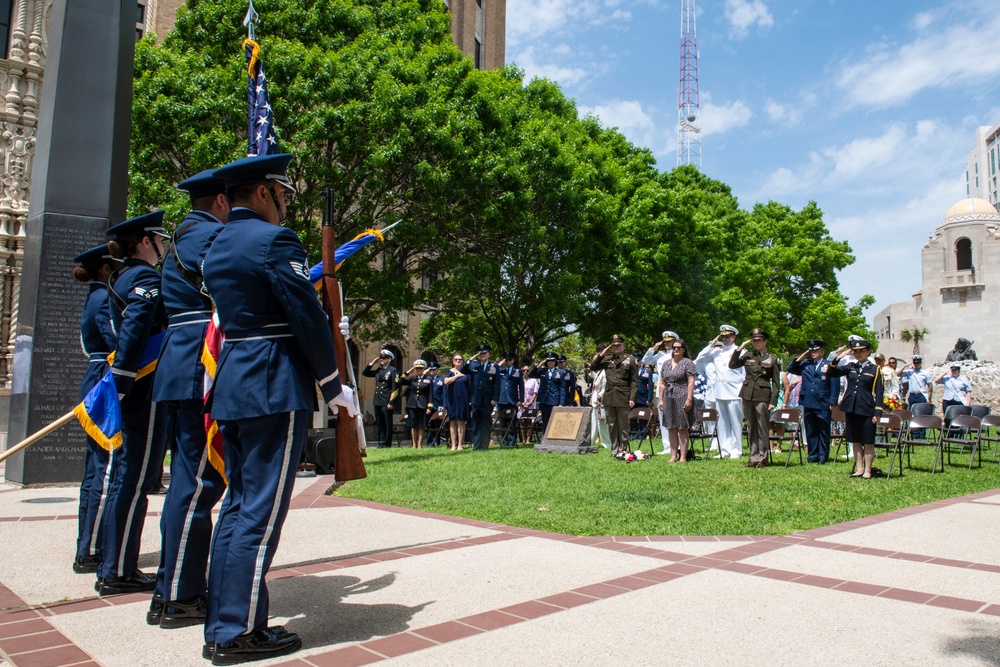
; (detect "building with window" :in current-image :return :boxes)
[872,197,1000,363]
[965,121,1000,206]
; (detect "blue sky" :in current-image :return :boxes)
[504,0,1000,322]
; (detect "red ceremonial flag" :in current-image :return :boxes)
[201,312,227,483]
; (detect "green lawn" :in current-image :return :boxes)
[334,438,1000,536]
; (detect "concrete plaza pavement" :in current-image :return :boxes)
[0,467,998,666]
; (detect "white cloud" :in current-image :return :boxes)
[837,14,1000,109]
[512,46,589,86]
[505,0,633,47]
[580,99,654,133]
[765,98,802,125]
[699,98,753,137]
[724,0,774,39]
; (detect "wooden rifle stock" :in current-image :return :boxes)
[322,187,367,482]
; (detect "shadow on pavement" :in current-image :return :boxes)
[270,572,431,649]
[943,622,1000,666]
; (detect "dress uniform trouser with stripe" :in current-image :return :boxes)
[97,389,169,580]
[77,438,110,559]
[205,410,310,644]
[715,399,744,457]
[744,400,770,464]
[155,399,226,602]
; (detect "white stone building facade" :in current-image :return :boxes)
[873,197,1000,363]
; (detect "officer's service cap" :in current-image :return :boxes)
[912,354,923,361]
[848,334,864,343]
[413,359,428,369]
[662,330,679,342]
[73,245,113,266]
[476,343,491,353]
[849,338,871,351]
[428,361,440,370]
[215,153,297,194]
[950,364,961,371]
[807,339,826,350]
[719,324,738,336]
[379,349,394,359]
[750,328,768,340]
[557,354,567,362]
[545,352,558,361]
[503,350,515,360]
[176,169,226,199]
[610,333,625,343]
[106,210,168,239]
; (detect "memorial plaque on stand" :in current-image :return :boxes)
[6,0,135,485]
[534,406,597,454]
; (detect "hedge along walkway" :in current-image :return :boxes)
[0,472,997,666]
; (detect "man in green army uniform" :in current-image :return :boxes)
[729,328,780,467]
[591,334,638,456]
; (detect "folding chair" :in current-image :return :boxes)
[689,408,720,457]
[391,413,409,447]
[491,406,519,447]
[969,404,991,419]
[830,408,848,461]
[518,407,540,445]
[979,414,1000,461]
[766,408,802,467]
[873,413,903,478]
[628,407,657,456]
[942,404,972,436]
[900,414,944,473]
[941,414,982,469]
[426,407,448,447]
[910,402,935,416]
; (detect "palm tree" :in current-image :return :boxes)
[899,326,929,355]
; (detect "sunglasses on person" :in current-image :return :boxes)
[671,345,684,350]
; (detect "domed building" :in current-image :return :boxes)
[872,197,1000,362]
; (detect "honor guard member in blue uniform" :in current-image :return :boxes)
[496,351,524,446]
[558,355,579,406]
[787,339,840,464]
[97,212,170,595]
[426,361,446,446]
[399,359,435,448]
[631,361,655,438]
[148,169,230,629]
[829,338,884,479]
[201,154,356,665]
[362,349,399,448]
[462,344,500,450]
[529,352,562,431]
[72,245,117,575]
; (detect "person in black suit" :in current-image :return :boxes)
[828,338,884,479]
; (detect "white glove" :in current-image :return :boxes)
[328,385,358,418]
[339,316,350,341]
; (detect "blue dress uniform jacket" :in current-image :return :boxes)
[787,358,840,409]
[635,367,654,407]
[561,369,578,406]
[76,283,116,562]
[530,366,562,406]
[829,359,884,418]
[462,359,499,449]
[497,365,525,406]
[431,374,445,408]
[203,208,343,418]
[152,211,222,402]
[98,259,169,582]
[150,211,227,606]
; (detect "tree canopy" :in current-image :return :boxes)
[129,0,874,360]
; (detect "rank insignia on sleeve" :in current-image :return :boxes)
[133,286,158,300]
[288,261,310,281]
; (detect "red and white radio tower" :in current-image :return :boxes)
[677,0,702,168]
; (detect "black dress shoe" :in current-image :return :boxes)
[203,643,214,660]
[160,595,207,629]
[96,570,156,596]
[147,594,164,625]
[211,626,301,665]
[72,555,100,574]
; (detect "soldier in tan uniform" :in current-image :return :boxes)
[591,334,638,455]
[729,328,780,467]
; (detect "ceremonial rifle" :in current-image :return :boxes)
[322,187,367,481]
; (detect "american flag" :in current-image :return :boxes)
[243,37,279,157]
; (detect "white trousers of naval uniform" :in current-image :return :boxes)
[715,398,744,457]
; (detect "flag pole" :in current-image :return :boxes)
[243,0,258,40]
[0,412,77,464]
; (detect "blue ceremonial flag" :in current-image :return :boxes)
[73,331,166,451]
[243,37,279,157]
[309,221,401,286]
